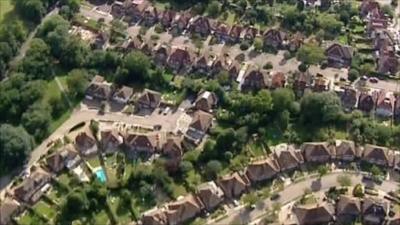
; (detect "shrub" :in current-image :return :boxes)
[240,41,250,51]
[154,24,163,33]
[263,62,273,70]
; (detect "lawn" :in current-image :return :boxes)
[92,210,110,225]
[58,173,74,188]
[171,183,188,199]
[18,211,43,225]
[87,156,101,169]
[0,0,13,23]
[108,196,133,224]
[32,201,57,219]
[247,141,267,157]
[224,11,236,26]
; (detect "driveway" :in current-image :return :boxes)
[211,172,398,225]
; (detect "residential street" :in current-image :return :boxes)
[211,172,399,225]
[0,105,187,193]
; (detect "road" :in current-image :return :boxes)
[212,172,399,225]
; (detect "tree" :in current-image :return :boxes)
[272,88,295,113]
[49,94,67,118]
[179,161,194,177]
[205,160,222,179]
[297,43,326,65]
[317,13,343,39]
[0,124,34,175]
[60,37,89,69]
[317,165,328,177]
[353,184,364,197]
[19,38,53,79]
[21,102,52,140]
[206,1,221,18]
[115,51,151,85]
[348,69,360,82]
[242,192,258,208]
[337,175,352,187]
[16,0,46,23]
[254,38,263,52]
[66,69,89,98]
[300,92,342,126]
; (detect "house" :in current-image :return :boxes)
[141,208,168,225]
[240,67,268,91]
[387,217,400,225]
[362,144,393,167]
[293,202,335,225]
[360,0,382,19]
[213,22,231,43]
[125,132,160,157]
[162,137,183,172]
[245,157,280,183]
[167,47,194,73]
[336,195,361,225]
[165,194,204,225]
[112,86,133,104]
[159,10,176,29]
[85,75,112,100]
[288,32,304,52]
[193,52,215,74]
[13,169,51,204]
[263,29,287,50]
[211,55,232,75]
[196,181,224,212]
[101,130,123,154]
[372,30,394,50]
[241,26,258,42]
[46,144,81,173]
[312,74,330,92]
[217,172,250,199]
[301,142,332,163]
[188,16,212,37]
[153,44,171,67]
[228,60,241,80]
[293,71,312,96]
[358,91,376,114]
[228,25,243,43]
[273,143,304,172]
[340,87,358,111]
[0,198,21,225]
[186,110,213,143]
[377,54,399,75]
[334,140,357,162]
[136,89,162,112]
[170,12,191,36]
[375,90,394,118]
[270,71,286,89]
[194,91,218,112]
[142,6,158,26]
[368,18,389,37]
[124,0,149,24]
[325,43,353,68]
[75,129,98,156]
[110,1,125,19]
[362,198,389,225]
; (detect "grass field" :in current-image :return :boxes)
[0,0,13,23]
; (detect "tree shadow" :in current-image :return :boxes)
[311,178,322,192]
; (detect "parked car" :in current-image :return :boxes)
[163,107,171,115]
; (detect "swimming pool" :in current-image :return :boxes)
[95,168,107,183]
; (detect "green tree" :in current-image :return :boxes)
[317,13,343,39]
[348,69,360,82]
[115,51,151,84]
[66,69,89,98]
[300,92,342,126]
[317,165,328,177]
[297,43,326,65]
[0,124,34,174]
[206,1,221,18]
[205,160,222,179]
[242,192,258,208]
[353,184,364,197]
[272,88,295,113]
[16,0,46,23]
[19,38,53,79]
[21,102,52,140]
[254,38,263,52]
